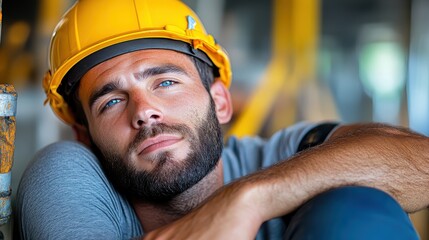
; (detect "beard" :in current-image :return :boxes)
[93,98,223,204]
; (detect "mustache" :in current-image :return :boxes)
[128,123,192,151]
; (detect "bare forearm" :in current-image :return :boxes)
[326,123,429,212]
[230,123,429,222]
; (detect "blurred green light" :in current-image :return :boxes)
[359,42,405,98]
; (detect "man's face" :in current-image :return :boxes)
[78,49,223,202]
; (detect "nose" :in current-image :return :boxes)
[130,92,163,129]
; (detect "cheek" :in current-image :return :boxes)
[168,99,206,127]
[88,119,130,155]
[167,90,210,117]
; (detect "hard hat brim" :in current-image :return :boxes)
[58,38,218,102]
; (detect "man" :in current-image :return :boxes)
[16,0,428,239]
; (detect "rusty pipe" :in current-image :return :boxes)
[0,84,17,225]
[0,0,2,44]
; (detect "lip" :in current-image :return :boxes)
[137,134,183,155]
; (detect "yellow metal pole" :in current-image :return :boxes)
[228,0,320,137]
[269,0,319,132]
[227,0,293,137]
[227,58,288,137]
[292,0,319,81]
[272,0,293,56]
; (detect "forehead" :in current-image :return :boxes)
[78,49,200,98]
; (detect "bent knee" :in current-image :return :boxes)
[285,186,418,240]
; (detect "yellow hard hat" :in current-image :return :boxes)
[43,0,231,125]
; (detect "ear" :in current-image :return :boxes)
[72,124,92,147]
[209,79,233,124]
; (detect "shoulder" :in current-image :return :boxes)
[16,141,142,239]
[31,140,97,167]
[17,141,102,198]
[223,121,328,161]
[19,141,105,187]
[222,121,339,182]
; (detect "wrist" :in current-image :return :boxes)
[221,180,265,235]
[238,178,281,222]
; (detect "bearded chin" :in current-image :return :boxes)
[95,99,223,203]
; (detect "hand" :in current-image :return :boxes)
[143,183,262,240]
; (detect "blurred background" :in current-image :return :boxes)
[1,0,428,238]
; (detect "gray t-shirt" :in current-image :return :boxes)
[16,121,321,239]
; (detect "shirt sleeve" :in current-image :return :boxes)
[222,121,339,184]
[15,141,143,240]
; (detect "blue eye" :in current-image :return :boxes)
[159,80,176,88]
[104,99,121,109]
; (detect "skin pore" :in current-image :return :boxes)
[76,49,233,230]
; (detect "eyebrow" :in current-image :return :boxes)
[89,81,121,111]
[133,64,189,80]
[88,65,189,111]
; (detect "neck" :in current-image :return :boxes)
[132,159,224,232]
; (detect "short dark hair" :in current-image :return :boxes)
[191,55,216,92]
[68,55,216,126]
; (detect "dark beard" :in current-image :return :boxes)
[93,98,223,204]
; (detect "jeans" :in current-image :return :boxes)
[284,186,419,240]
